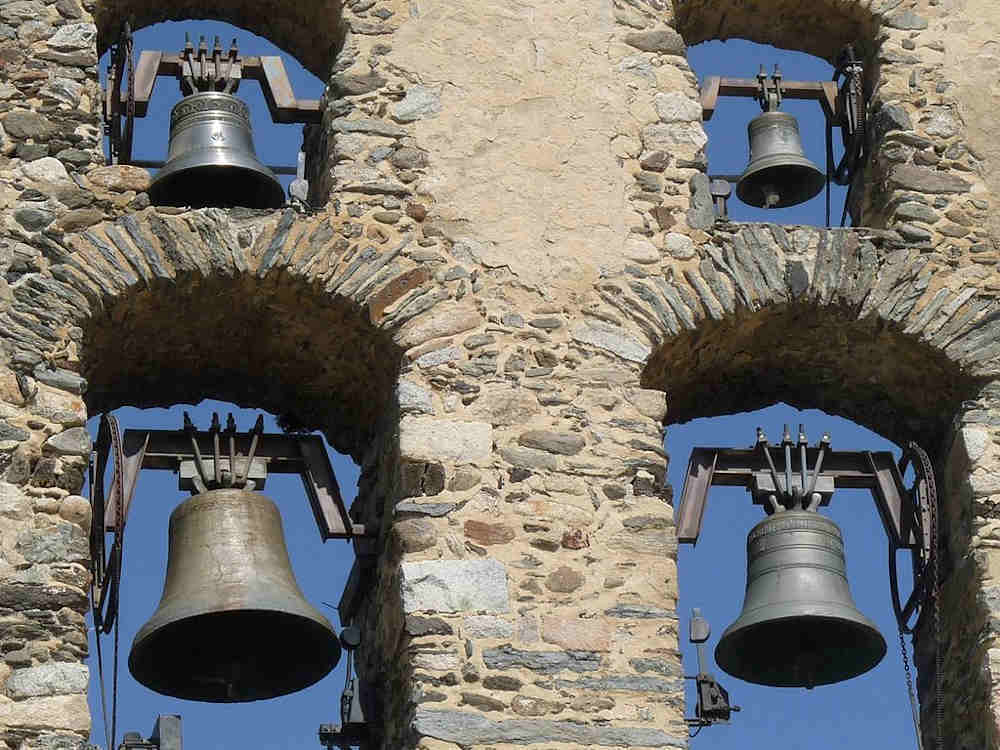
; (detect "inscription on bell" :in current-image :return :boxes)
[747,514,844,556]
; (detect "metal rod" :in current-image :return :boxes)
[226,413,237,489]
[798,424,808,504]
[210,412,221,485]
[238,415,264,486]
[757,427,786,500]
[783,424,793,502]
[182,411,209,488]
[804,432,830,511]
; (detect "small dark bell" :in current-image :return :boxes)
[715,510,886,688]
[736,111,826,209]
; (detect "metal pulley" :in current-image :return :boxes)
[715,510,886,687]
[129,487,341,702]
[147,92,285,209]
[736,111,826,209]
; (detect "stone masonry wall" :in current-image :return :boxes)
[0,0,996,749]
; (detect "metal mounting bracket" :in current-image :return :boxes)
[98,413,370,541]
[676,427,922,550]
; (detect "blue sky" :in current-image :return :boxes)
[90,24,919,750]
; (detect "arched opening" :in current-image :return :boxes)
[643,294,991,747]
[672,0,878,65]
[668,403,919,746]
[98,20,326,202]
[686,40,855,226]
[95,0,343,81]
[642,301,983,451]
[81,268,401,461]
[85,400,361,750]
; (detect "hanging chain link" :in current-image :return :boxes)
[926,452,943,750]
[899,627,924,750]
[893,442,942,750]
[910,442,943,750]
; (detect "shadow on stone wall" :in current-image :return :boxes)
[94,0,344,79]
[643,298,982,449]
[82,269,399,460]
[671,0,880,63]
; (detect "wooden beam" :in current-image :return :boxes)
[700,75,721,121]
[702,76,842,122]
[132,50,162,118]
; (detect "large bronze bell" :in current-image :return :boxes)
[128,488,341,702]
[735,111,826,209]
[148,92,286,210]
[715,510,885,688]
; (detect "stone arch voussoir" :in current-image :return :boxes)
[94,0,344,79]
[592,224,998,448]
[670,0,884,62]
[4,207,449,460]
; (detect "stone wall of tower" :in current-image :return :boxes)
[0,0,998,749]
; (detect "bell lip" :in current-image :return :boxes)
[735,158,827,209]
[128,608,343,703]
[148,158,287,210]
[714,612,888,688]
[130,591,337,648]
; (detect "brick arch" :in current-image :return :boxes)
[670,0,881,63]
[94,0,343,78]
[9,207,446,461]
[589,225,997,449]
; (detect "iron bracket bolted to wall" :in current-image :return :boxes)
[318,626,374,750]
[684,608,740,735]
[119,715,182,750]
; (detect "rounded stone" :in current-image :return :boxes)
[664,232,696,259]
[654,92,702,123]
[58,494,90,530]
[86,165,151,193]
[395,517,438,553]
[545,565,584,593]
[20,157,70,185]
[623,235,660,264]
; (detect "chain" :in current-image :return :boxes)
[122,22,135,165]
[927,455,942,750]
[910,442,943,750]
[899,627,924,750]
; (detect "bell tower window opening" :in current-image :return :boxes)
[669,404,920,746]
[689,41,854,227]
[99,20,325,206]
[85,400,361,750]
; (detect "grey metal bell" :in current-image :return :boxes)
[148,92,285,209]
[715,510,885,688]
[736,111,826,209]
[128,488,341,702]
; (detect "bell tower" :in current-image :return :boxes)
[0,1,999,749]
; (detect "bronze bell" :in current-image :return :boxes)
[148,91,286,210]
[736,111,826,209]
[128,488,341,702]
[715,510,886,688]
